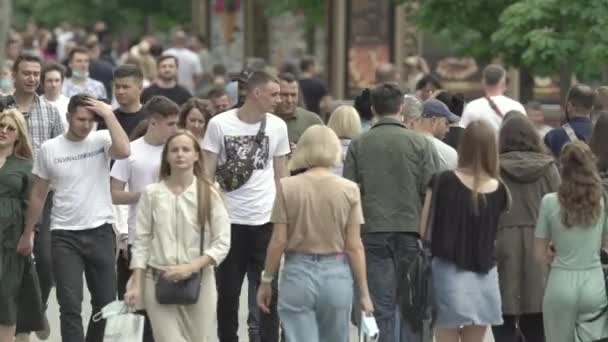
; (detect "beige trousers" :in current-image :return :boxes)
[143,267,217,342]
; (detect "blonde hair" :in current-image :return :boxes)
[289,125,341,171]
[0,108,33,160]
[327,105,362,139]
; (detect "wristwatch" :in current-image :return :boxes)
[261,270,274,284]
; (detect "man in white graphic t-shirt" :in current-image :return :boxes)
[203,71,289,342]
[19,94,130,342]
[460,64,526,131]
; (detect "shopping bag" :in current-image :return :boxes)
[92,301,144,342]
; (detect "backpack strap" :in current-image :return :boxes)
[485,96,504,119]
[563,123,578,143]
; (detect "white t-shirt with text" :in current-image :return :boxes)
[33,131,116,230]
[110,137,164,243]
[202,109,290,225]
[460,95,526,131]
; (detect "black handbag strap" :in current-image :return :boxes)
[243,114,267,162]
[423,171,442,242]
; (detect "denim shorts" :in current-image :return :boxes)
[432,257,503,328]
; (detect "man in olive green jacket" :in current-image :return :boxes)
[344,83,439,342]
[276,73,324,149]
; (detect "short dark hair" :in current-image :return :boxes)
[482,64,506,87]
[41,62,66,84]
[143,96,180,119]
[567,83,595,110]
[67,93,93,114]
[113,64,144,81]
[178,98,213,130]
[415,74,442,91]
[206,86,227,100]
[278,72,296,83]
[370,83,404,116]
[434,90,465,117]
[68,47,90,62]
[13,54,42,73]
[300,56,315,72]
[212,63,227,76]
[246,70,279,91]
[157,55,178,67]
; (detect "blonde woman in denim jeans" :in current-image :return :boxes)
[257,125,373,342]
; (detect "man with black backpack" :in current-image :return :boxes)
[202,70,290,342]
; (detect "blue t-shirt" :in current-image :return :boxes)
[544,116,592,157]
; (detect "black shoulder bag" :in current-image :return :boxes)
[155,180,211,305]
[216,114,267,192]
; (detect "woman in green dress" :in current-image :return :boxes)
[0,108,34,342]
[535,141,608,342]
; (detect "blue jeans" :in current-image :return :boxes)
[278,253,353,342]
[363,232,421,342]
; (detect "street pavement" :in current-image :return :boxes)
[32,279,494,342]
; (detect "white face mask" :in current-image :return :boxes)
[71,70,89,80]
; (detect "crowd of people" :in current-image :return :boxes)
[2,21,608,342]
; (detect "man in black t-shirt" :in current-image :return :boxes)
[98,64,147,137]
[298,56,330,115]
[141,55,192,106]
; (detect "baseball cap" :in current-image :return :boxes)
[422,99,460,123]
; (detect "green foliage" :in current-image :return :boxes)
[261,0,326,28]
[493,0,608,77]
[12,0,190,33]
[413,0,518,63]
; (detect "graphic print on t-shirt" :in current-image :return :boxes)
[224,135,269,169]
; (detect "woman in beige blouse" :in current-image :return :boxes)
[257,125,373,342]
[124,130,231,342]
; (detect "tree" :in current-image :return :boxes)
[0,0,11,69]
[12,0,190,33]
[492,0,608,97]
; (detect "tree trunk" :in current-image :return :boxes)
[0,0,11,69]
[559,63,573,105]
[519,66,534,104]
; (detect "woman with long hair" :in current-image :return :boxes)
[125,130,231,342]
[419,120,510,342]
[178,98,214,144]
[257,125,373,341]
[0,109,34,342]
[327,105,362,175]
[535,141,608,342]
[493,113,560,342]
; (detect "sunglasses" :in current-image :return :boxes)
[0,122,17,132]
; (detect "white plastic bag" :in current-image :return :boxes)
[92,301,144,342]
[359,311,379,342]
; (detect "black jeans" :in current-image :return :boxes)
[116,246,155,342]
[217,223,279,342]
[51,224,116,342]
[34,192,54,307]
[492,313,545,342]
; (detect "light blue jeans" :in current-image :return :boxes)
[278,253,353,342]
